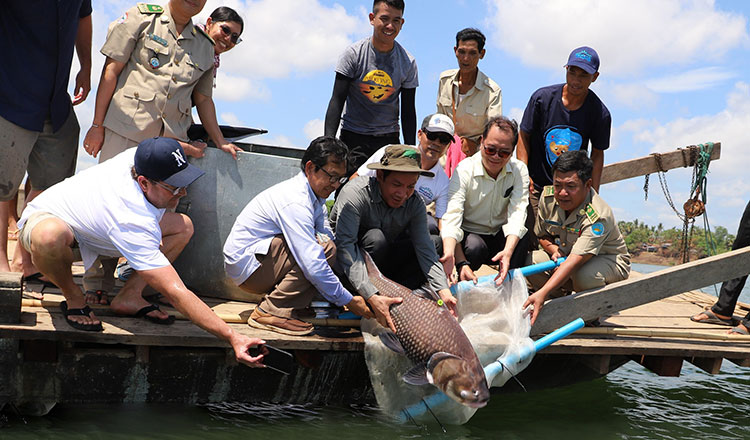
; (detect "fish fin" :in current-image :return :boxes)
[378,330,406,355]
[361,250,383,278]
[427,352,461,371]
[411,287,440,302]
[402,364,430,385]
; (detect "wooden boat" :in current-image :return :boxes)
[1,141,748,416]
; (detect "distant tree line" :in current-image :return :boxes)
[617,219,735,259]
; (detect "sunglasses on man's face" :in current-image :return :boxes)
[220,24,242,45]
[483,145,512,159]
[424,130,453,146]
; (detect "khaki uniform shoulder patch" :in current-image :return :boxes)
[137,3,164,14]
[585,203,600,222]
[543,185,554,197]
[195,25,215,45]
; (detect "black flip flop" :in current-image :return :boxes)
[134,304,175,325]
[59,301,103,332]
[23,272,58,289]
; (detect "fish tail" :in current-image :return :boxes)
[361,249,382,278]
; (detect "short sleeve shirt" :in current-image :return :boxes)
[101,3,215,142]
[535,186,628,261]
[0,0,92,131]
[336,37,419,135]
[18,148,169,272]
[520,84,611,190]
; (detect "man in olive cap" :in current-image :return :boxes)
[330,145,455,331]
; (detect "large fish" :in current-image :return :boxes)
[362,251,490,408]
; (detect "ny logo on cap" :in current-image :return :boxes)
[171,149,186,167]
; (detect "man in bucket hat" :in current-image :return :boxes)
[17,138,264,366]
[330,144,455,331]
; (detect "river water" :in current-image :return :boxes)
[2,264,749,439]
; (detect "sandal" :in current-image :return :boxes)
[247,308,313,336]
[60,301,103,332]
[128,304,175,325]
[85,290,110,305]
[729,325,749,335]
[22,272,58,289]
[690,309,735,326]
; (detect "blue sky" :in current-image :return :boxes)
[77,0,750,233]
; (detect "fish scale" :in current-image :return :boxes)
[363,252,485,380]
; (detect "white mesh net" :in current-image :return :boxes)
[362,270,536,425]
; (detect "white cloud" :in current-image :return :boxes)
[486,0,750,75]
[620,81,750,230]
[303,118,324,140]
[220,112,245,126]
[610,83,659,110]
[645,67,737,93]
[214,72,271,101]
[201,0,368,79]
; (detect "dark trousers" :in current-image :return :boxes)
[360,228,427,290]
[712,200,750,328]
[524,187,542,252]
[426,214,442,256]
[461,228,529,272]
[340,129,400,175]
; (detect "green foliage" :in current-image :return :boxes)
[618,218,735,259]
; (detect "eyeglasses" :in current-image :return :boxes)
[317,166,348,185]
[424,130,453,146]
[152,180,185,196]
[483,145,512,159]
[220,24,242,45]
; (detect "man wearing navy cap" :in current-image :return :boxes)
[16,139,264,366]
[517,46,611,248]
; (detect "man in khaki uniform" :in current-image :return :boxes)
[523,150,629,324]
[82,0,242,162]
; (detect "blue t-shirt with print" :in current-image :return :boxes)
[520,83,611,190]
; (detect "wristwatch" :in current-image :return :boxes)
[455,260,470,271]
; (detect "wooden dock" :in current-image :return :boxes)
[1,264,749,415]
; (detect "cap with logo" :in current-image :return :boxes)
[366,144,434,177]
[421,113,455,136]
[566,46,599,74]
[134,137,205,187]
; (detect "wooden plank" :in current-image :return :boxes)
[545,336,750,358]
[532,246,750,336]
[601,142,721,185]
[687,356,723,374]
[580,354,611,375]
[634,355,683,376]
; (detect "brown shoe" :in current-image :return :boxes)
[247,308,313,336]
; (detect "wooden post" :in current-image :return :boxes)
[531,246,750,336]
[601,142,721,185]
[0,272,22,324]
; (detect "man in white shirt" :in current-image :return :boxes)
[440,116,530,284]
[17,137,264,367]
[353,113,454,251]
[224,136,373,336]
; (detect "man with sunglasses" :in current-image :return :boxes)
[82,0,243,164]
[224,136,373,336]
[441,116,530,285]
[16,137,265,366]
[352,114,454,251]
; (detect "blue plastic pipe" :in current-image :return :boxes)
[397,317,585,422]
[450,257,566,296]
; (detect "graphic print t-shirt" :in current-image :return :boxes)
[520,83,611,190]
[336,37,419,135]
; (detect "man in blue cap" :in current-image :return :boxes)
[517,46,611,248]
[17,138,264,366]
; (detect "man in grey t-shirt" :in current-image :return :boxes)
[324,0,418,175]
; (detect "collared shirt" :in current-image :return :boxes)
[0,0,92,131]
[101,3,215,142]
[535,186,629,265]
[330,176,449,299]
[436,68,502,142]
[223,172,353,307]
[441,153,529,242]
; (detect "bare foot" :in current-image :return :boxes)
[110,292,170,321]
[85,290,110,305]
